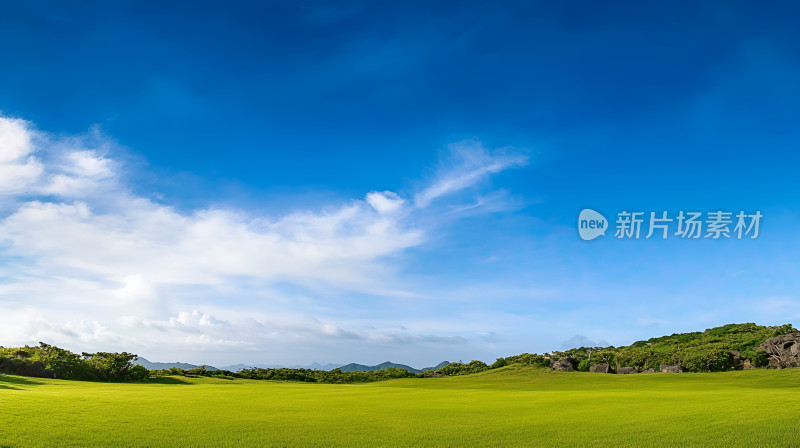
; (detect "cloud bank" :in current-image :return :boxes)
[0,116,527,364]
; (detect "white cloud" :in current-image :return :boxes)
[0,117,43,194]
[0,115,528,364]
[0,194,423,290]
[19,318,121,347]
[366,190,405,214]
[0,116,35,162]
[40,150,115,197]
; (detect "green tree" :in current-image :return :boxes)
[82,351,142,381]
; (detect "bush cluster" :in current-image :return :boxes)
[549,323,791,372]
[149,365,416,383]
[0,343,149,381]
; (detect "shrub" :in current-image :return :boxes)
[491,358,508,369]
[436,360,489,376]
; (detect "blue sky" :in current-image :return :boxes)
[0,1,799,367]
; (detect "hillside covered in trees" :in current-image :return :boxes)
[438,323,798,376]
[556,322,797,372]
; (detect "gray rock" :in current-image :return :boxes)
[759,332,800,369]
[616,366,637,374]
[589,363,612,373]
[726,350,744,370]
[660,364,684,373]
[641,368,656,373]
[551,357,577,371]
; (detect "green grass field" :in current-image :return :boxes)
[2,366,799,447]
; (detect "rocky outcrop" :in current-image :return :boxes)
[641,368,656,373]
[551,357,578,371]
[589,363,612,373]
[726,350,744,370]
[742,359,756,370]
[660,364,684,373]
[758,332,800,369]
[616,366,637,374]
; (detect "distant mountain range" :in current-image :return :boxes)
[136,358,449,373]
[217,362,344,371]
[135,357,219,371]
[338,361,450,374]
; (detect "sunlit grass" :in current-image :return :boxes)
[1,367,799,447]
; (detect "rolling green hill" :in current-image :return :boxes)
[2,366,799,447]
[2,323,799,446]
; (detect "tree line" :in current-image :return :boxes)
[1,323,794,383]
[149,365,418,383]
[0,342,148,381]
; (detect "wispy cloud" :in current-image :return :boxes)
[414,140,528,208]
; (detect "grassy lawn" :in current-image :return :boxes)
[1,366,799,447]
